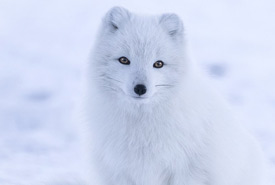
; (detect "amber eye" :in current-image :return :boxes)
[118,57,130,65]
[153,60,164,68]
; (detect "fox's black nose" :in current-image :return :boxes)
[134,84,147,96]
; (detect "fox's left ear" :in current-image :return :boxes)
[104,6,131,32]
[159,13,183,38]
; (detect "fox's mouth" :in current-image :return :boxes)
[132,96,147,99]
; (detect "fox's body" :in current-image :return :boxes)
[86,7,268,185]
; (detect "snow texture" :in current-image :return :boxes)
[0,0,274,184]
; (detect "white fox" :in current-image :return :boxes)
[85,7,269,185]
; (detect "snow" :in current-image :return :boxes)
[0,0,274,184]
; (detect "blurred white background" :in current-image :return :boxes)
[0,0,274,184]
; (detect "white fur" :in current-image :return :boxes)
[85,7,268,185]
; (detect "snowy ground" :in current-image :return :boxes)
[0,0,274,184]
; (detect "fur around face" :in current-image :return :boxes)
[86,7,268,185]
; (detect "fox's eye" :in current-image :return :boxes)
[153,60,164,68]
[118,57,130,65]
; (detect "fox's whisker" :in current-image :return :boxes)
[99,85,118,92]
[104,76,122,83]
[155,84,174,87]
[99,84,124,94]
[95,76,122,83]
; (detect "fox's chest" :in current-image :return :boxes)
[92,104,209,185]
[102,118,190,167]
[100,119,202,185]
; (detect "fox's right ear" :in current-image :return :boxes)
[103,7,130,32]
[159,13,183,39]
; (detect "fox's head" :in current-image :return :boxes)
[91,7,187,104]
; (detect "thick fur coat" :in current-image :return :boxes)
[86,7,268,185]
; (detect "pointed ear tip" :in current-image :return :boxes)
[160,13,182,23]
[107,6,129,15]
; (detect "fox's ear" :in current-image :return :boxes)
[159,13,183,38]
[104,7,130,31]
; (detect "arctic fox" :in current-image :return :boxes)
[86,7,268,185]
